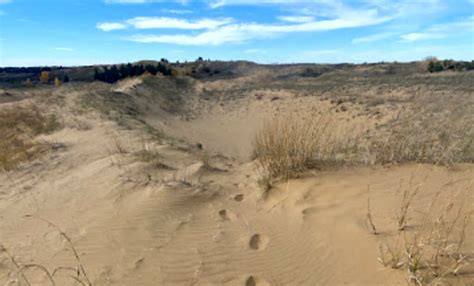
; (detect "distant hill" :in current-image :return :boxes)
[1,59,472,88]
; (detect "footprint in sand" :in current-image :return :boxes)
[301,207,318,216]
[219,209,237,221]
[234,194,244,202]
[249,234,269,250]
[245,275,269,286]
[245,276,256,286]
[219,209,228,220]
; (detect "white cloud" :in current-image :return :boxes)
[96,17,232,31]
[126,17,232,30]
[352,32,395,44]
[126,9,391,45]
[400,17,473,42]
[277,15,315,23]
[428,17,474,33]
[353,17,473,44]
[162,9,193,14]
[96,22,128,31]
[400,32,444,42]
[208,0,292,9]
[55,47,74,52]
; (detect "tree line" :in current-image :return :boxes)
[93,63,172,83]
[428,60,474,73]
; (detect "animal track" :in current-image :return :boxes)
[234,194,244,202]
[249,234,269,250]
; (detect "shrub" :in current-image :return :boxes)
[428,61,444,73]
[427,60,474,72]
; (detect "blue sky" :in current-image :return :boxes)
[0,0,473,66]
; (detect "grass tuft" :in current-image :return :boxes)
[252,114,363,182]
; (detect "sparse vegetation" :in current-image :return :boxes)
[253,88,474,184]
[366,186,377,235]
[378,177,473,285]
[371,94,474,165]
[396,173,424,231]
[0,105,60,171]
[0,218,92,286]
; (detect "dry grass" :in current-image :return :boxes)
[378,181,473,285]
[0,104,60,171]
[108,132,129,155]
[396,171,426,231]
[252,114,364,181]
[253,97,473,183]
[107,132,174,171]
[371,120,474,166]
[0,218,92,286]
[371,92,474,166]
[366,185,378,235]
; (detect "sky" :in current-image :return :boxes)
[0,0,473,66]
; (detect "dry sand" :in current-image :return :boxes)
[0,70,473,285]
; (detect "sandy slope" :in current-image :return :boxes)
[0,77,473,285]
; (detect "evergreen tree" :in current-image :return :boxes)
[94,68,100,81]
[110,65,120,83]
[119,64,128,78]
[126,63,134,76]
[145,64,158,75]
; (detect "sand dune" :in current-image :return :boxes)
[1,64,473,285]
